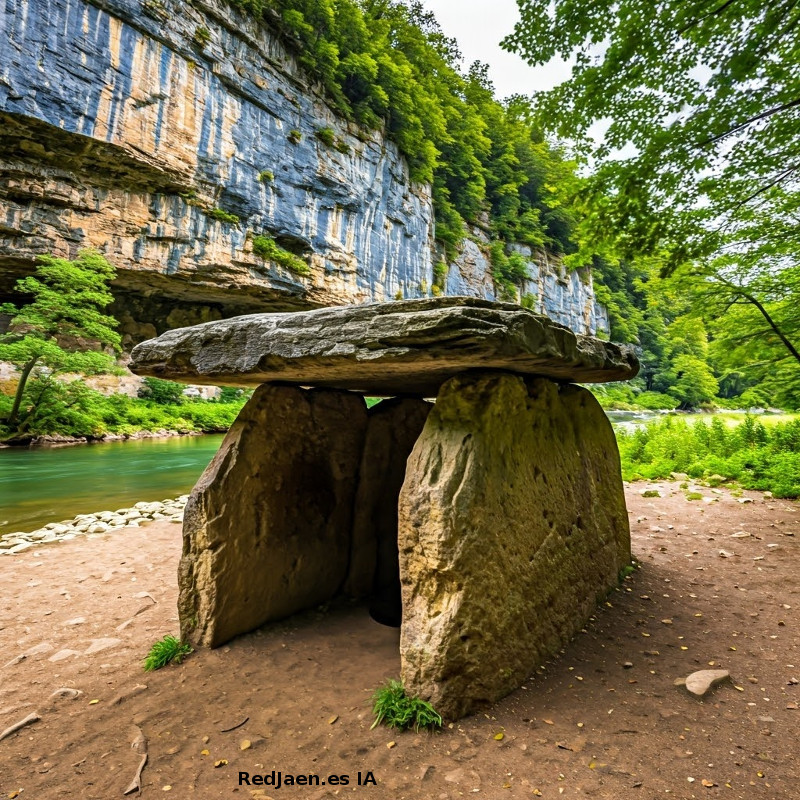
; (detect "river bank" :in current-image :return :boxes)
[0,496,188,553]
[0,428,204,449]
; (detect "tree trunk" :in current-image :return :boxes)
[7,356,38,427]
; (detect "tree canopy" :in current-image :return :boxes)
[504,0,800,407]
[504,0,800,271]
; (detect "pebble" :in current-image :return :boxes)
[49,688,83,700]
[0,497,188,554]
[84,638,122,655]
[676,669,731,697]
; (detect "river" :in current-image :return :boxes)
[0,434,225,536]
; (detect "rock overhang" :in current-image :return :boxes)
[129,297,639,396]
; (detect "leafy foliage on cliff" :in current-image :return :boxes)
[252,235,311,276]
[231,0,576,264]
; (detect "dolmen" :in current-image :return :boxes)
[130,297,638,720]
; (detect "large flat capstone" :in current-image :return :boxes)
[129,298,638,395]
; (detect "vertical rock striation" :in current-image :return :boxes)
[0,0,609,337]
[0,0,433,323]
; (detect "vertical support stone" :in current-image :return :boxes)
[398,372,631,720]
[344,397,432,625]
[179,384,368,647]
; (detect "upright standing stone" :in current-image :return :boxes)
[398,372,630,719]
[344,398,433,625]
[179,384,368,647]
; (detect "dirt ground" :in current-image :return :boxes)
[0,483,798,799]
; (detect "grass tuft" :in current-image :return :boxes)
[371,679,442,732]
[144,635,193,672]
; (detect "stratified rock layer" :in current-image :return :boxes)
[398,372,631,719]
[343,397,432,625]
[130,298,639,394]
[0,0,433,316]
[179,383,367,647]
[0,0,609,338]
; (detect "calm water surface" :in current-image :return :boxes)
[0,435,224,535]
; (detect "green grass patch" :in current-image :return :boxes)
[144,635,192,671]
[618,415,800,498]
[371,679,442,732]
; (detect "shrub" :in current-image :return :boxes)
[432,260,448,289]
[258,170,274,182]
[207,207,240,224]
[315,127,336,146]
[194,26,211,45]
[252,234,311,276]
[288,129,302,144]
[636,391,678,411]
[617,416,800,498]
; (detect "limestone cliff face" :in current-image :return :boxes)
[0,0,607,341]
[445,226,610,337]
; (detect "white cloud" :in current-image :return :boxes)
[421,0,572,98]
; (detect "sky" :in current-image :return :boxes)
[421,0,572,98]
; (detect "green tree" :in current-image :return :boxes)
[669,355,719,409]
[0,251,121,431]
[138,377,186,405]
[505,0,800,404]
[679,257,800,408]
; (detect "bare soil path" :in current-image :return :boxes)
[0,484,798,799]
